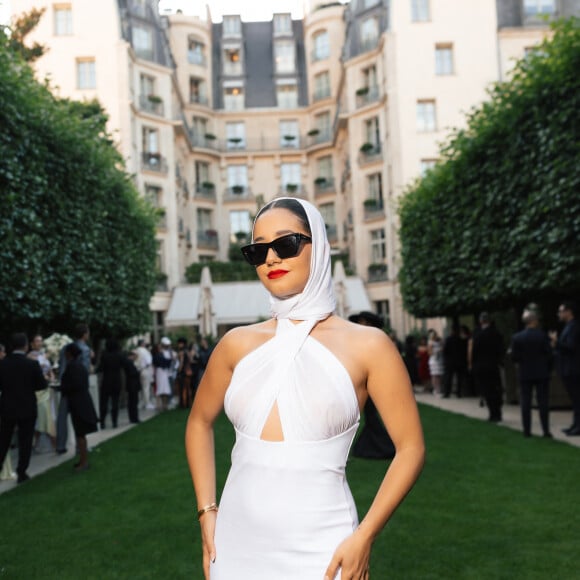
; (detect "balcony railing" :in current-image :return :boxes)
[278,184,308,198]
[311,48,329,63]
[190,94,209,106]
[358,144,383,166]
[197,230,219,250]
[355,85,380,109]
[139,94,165,116]
[312,87,331,102]
[367,264,388,283]
[314,177,335,197]
[363,199,385,220]
[188,51,207,66]
[195,183,217,201]
[141,152,168,174]
[307,130,332,148]
[360,36,379,54]
[223,62,243,76]
[223,186,254,202]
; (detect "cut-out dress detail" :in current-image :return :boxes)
[211,318,360,579]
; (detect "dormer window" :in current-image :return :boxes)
[224,46,243,75]
[223,15,241,37]
[274,13,292,35]
[274,40,296,74]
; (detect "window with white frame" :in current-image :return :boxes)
[223,47,242,75]
[197,208,213,230]
[319,203,336,239]
[224,86,244,111]
[420,159,437,176]
[145,184,163,208]
[223,16,241,36]
[76,59,96,89]
[524,0,555,17]
[192,116,208,142]
[280,120,299,148]
[226,122,246,149]
[416,100,436,132]
[315,111,331,137]
[140,74,155,97]
[54,4,72,36]
[281,163,301,188]
[365,116,380,147]
[312,30,329,61]
[362,64,378,89]
[360,17,379,50]
[435,44,454,75]
[274,40,296,74]
[195,161,210,185]
[133,25,153,60]
[227,165,248,188]
[317,156,333,179]
[276,83,298,109]
[274,14,292,35]
[188,37,205,65]
[314,71,331,100]
[370,228,386,263]
[190,77,207,104]
[230,210,251,242]
[142,127,159,153]
[367,173,383,205]
[411,0,430,22]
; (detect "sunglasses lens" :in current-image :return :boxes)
[273,235,299,259]
[241,245,267,266]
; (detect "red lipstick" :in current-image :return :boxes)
[267,270,289,280]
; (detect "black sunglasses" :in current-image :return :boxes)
[241,233,312,266]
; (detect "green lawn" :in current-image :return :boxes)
[0,405,577,579]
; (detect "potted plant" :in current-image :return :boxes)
[206,228,218,237]
[148,94,163,103]
[204,133,217,141]
[307,128,320,137]
[283,134,296,142]
[235,231,248,242]
[363,198,378,209]
[228,137,242,144]
[356,86,369,96]
[360,142,375,154]
[232,184,244,194]
[201,181,215,191]
[314,176,328,186]
[285,183,298,193]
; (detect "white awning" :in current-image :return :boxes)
[165,277,372,327]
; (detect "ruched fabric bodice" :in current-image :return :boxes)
[224,318,359,441]
[211,319,361,579]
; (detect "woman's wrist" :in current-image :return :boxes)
[197,502,218,519]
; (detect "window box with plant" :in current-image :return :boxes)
[356,86,369,96]
[204,133,217,141]
[364,198,379,209]
[307,128,320,137]
[232,185,244,194]
[314,176,328,186]
[359,142,375,154]
[285,183,298,193]
[148,94,163,104]
[201,181,215,191]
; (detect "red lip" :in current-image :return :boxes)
[267,270,289,279]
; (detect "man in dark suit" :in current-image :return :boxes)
[511,309,553,438]
[471,312,505,422]
[443,325,468,398]
[0,333,47,483]
[551,301,580,436]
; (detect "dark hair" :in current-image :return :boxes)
[177,337,187,345]
[65,342,82,359]
[10,333,28,350]
[255,198,311,236]
[479,312,490,324]
[561,301,577,316]
[73,323,89,340]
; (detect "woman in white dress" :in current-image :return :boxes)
[185,198,425,579]
[427,329,444,396]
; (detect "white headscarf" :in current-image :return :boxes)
[252,197,336,321]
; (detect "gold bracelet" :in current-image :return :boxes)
[197,502,218,519]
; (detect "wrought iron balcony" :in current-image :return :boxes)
[141,152,168,174]
[367,264,388,283]
[314,177,335,197]
[139,94,164,116]
[197,230,219,250]
[355,85,381,109]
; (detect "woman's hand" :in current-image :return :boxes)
[199,511,217,579]
[324,529,372,579]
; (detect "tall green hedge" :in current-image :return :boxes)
[399,19,580,317]
[0,36,157,338]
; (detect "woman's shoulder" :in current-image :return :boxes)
[320,316,393,354]
[217,320,276,361]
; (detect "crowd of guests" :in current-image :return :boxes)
[401,301,580,439]
[0,325,213,484]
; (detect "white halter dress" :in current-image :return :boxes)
[210,318,360,579]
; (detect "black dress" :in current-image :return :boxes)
[60,360,98,437]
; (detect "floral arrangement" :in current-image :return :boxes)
[43,333,73,366]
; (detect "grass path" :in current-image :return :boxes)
[0,405,578,579]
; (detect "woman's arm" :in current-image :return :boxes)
[325,330,425,579]
[184,331,238,579]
